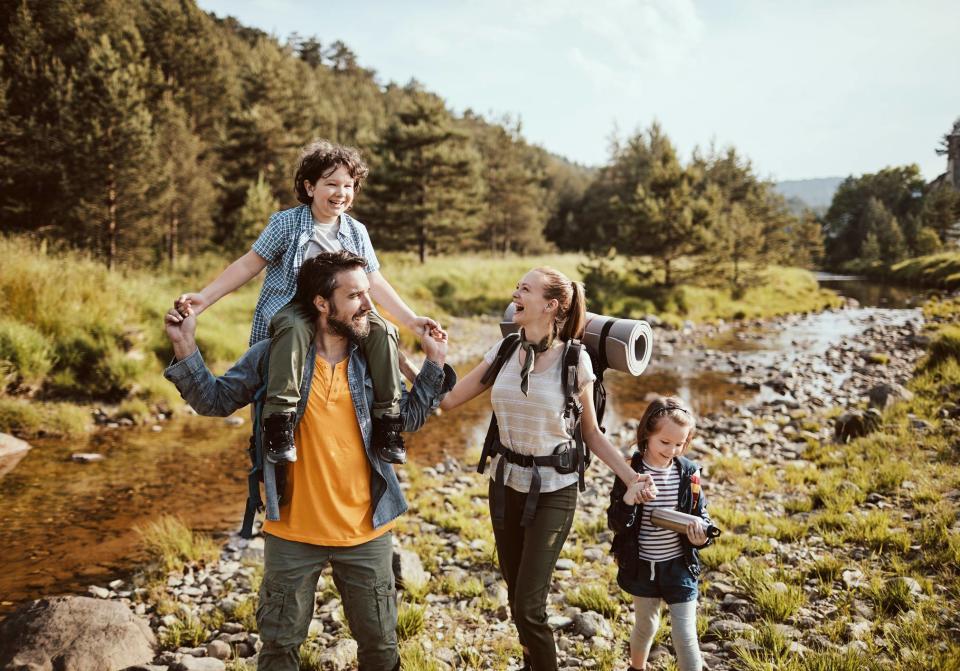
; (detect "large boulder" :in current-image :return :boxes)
[0,596,155,671]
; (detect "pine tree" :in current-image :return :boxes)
[68,32,163,268]
[154,92,217,265]
[466,113,550,255]
[615,125,709,285]
[234,172,279,252]
[371,83,483,262]
[860,197,905,265]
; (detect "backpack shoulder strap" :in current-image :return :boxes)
[560,339,589,492]
[561,339,583,406]
[476,333,522,475]
[480,332,522,386]
[241,356,271,539]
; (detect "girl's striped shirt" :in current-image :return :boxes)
[637,459,685,562]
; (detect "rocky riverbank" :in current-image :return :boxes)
[7,302,957,671]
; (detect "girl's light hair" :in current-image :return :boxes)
[636,396,696,456]
[533,266,586,342]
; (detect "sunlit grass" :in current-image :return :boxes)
[134,514,220,575]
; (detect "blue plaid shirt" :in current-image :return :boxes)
[250,205,381,345]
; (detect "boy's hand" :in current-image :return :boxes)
[686,520,708,545]
[420,325,448,366]
[175,292,208,316]
[410,315,440,332]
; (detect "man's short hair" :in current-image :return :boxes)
[294,251,368,318]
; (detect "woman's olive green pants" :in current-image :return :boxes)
[490,480,578,671]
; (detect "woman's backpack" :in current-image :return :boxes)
[475,333,610,491]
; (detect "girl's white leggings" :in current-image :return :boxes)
[631,597,703,671]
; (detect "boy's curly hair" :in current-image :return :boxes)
[293,139,370,204]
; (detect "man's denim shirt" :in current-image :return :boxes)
[164,339,456,530]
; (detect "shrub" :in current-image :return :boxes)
[0,319,54,389]
[924,326,960,369]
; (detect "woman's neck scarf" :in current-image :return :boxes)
[518,329,554,396]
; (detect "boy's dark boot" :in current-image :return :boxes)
[263,411,297,464]
[373,414,406,464]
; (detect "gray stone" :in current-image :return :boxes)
[846,619,872,641]
[548,615,574,630]
[842,569,865,589]
[706,619,756,641]
[87,585,111,599]
[867,383,913,409]
[205,639,232,660]
[572,611,613,639]
[318,638,358,671]
[170,658,226,671]
[554,558,575,571]
[393,548,429,589]
[834,409,881,443]
[891,576,922,595]
[0,596,155,671]
[71,452,106,463]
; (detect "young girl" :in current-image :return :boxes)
[440,267,655,671]
[608,397,713,671]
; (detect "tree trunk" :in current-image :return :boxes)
[106,160,117,271]
[418,222,426,264]
[168,208,179,267]
[664,257,672,286]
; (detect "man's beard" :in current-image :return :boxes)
[327,299,371,341]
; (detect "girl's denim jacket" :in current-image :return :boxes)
[164,339,456,535]
[607,453,714,579]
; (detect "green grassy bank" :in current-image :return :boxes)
[0,235,838,438]
[842,252,960,291]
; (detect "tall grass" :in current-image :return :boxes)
[135,514,220,574]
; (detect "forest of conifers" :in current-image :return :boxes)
[3,0,954,286]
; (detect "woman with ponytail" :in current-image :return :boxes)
[441,267,656,671]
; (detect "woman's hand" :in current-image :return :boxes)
[622,474,657,504]
[686,520,707,545]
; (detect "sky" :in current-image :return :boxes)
[197,0,960,182]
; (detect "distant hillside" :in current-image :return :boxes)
[775,177,845,213]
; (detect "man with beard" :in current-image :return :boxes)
[163,250,454,671]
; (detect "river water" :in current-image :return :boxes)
[0,276,925,615]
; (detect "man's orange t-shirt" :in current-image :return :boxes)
[263,357,394,546]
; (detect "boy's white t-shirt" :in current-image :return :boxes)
[304,219,342,260]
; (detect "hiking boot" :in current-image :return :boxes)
[263,411,297,464]
[374,414,406,464]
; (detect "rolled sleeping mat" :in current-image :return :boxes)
[499,304,654,377]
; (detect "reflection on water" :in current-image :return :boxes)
[1,417,250,614]
[817,275,921,309]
